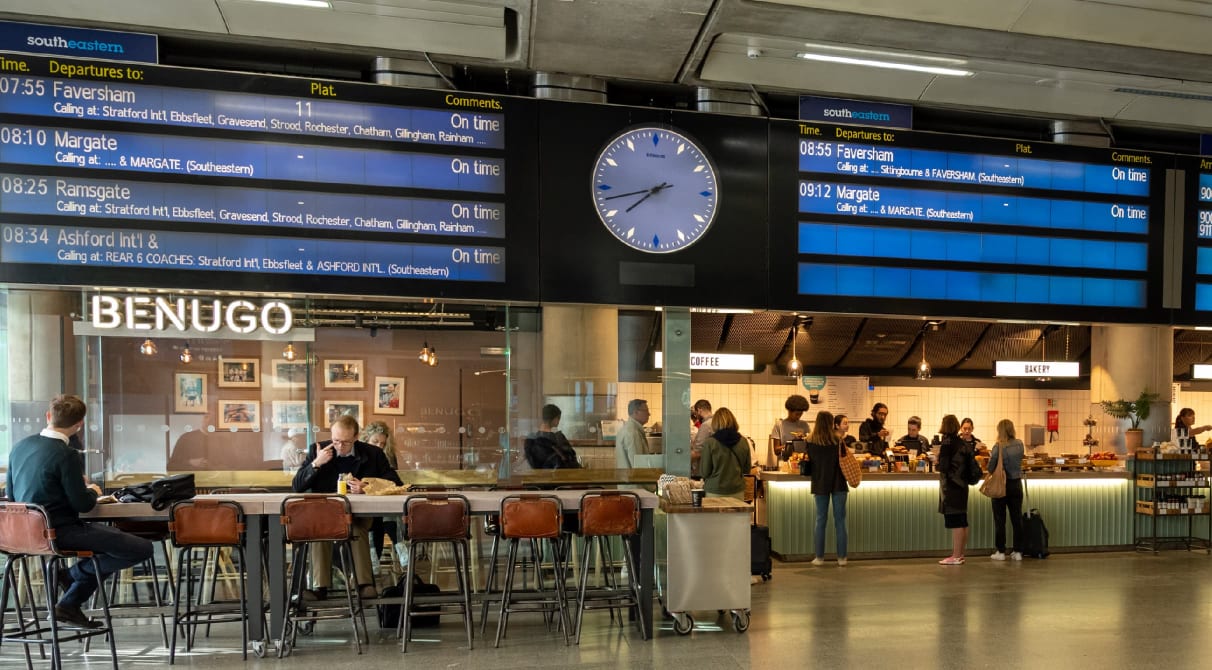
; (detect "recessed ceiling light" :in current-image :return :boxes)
[795,52,972,77]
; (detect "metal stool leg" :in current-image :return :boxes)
[493,538,519,648]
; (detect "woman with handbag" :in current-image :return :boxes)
[937,414,970,565]
[700,408,750,498]
[807,411,849,567]
[988,419,1025,561]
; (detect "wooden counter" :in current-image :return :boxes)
[660,496,749,514]
[104,467,664,491]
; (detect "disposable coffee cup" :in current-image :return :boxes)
[809,390,820,404]
[690,489,704,507]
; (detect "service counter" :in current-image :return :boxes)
[760,470,1133,559]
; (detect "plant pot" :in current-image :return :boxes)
[1124,429,1144,453]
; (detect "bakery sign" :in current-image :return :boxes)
[994,361,1080,378]
[89,295,293,335]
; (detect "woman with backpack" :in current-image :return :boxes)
[808,410,849,566]
[937,414,972,565]
[699,407,750,498]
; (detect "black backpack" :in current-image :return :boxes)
[1021,508,1051,558]
[963,446,983,486]
[376,574,441,629]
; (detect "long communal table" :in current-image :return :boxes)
[83,490,659,644]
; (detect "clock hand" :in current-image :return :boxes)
[623,182,673,213]
[600,187,658,201]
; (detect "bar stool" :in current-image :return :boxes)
[166,499,259,663]
[574,491,646,643]
[478,485,541,635]
[201,488,269,638]
[493,494,570,648]
[0,502,118,670]
[106,519,175,647]
[397,494,474,652]
[277,494,368,657]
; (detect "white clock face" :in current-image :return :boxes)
[591,126,719,253]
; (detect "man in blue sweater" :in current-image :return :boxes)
[7,394,153,628]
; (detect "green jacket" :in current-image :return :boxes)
[700,434,750,496]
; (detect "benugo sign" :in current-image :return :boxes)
[90,295,293,335]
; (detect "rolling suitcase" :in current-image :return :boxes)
[751,524,773,580]
[1021,508,1051,558]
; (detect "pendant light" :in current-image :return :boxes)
[916,335,932,381]
[418,341,438,367]
[786,322,802,378]
[139,338,158,356]
[179,342,193,364]
[282,343,298,361]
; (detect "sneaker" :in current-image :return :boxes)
[1010,552,1023,561]
[52,604,101,630]
[990,552,1007,561]
[357,584,378,599]
[811,557,825,566]
[300,587,328,602]
[837,558,847,567]
[938,556,965,566]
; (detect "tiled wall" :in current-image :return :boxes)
[616,380,1208,455]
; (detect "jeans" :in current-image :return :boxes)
[814,491,848,559]
[53,521,154,607]
[991,479,1024,553]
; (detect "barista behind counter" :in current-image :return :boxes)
[895,416,932,455]
[770,394,810,462]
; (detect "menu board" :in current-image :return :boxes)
[769,121,1168,323]
[0,54,538,300]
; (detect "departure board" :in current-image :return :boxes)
[1183,160,1212,317]
[769,121,1168,322]
[0,53,538,300]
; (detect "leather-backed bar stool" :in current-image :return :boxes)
[0,502,118,670]
[277,494,368,657]
[574,491,646,643]
[493,494,570,648]
[397,494,474,652]
[478,485,541,635]
[166,499,259,663]
[106,519,174,647]
[200,488,270,638]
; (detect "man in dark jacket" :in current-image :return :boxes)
[8,394,153,628]
[524,404,581,469]
[292,414,402,599]
[858,403,890,454]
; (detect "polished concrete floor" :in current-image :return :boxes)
[4,550,1211,669]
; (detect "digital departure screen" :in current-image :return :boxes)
[770,121,1168,322]
[1183,163,1212,315]
[0,54,537,300]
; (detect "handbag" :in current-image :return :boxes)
[838,443,862,488]
[980,445,1007,498]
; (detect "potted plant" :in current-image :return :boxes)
[1100,389,1161,452]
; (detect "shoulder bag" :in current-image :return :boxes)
[838,443,862,489]
[979,445,1007,498]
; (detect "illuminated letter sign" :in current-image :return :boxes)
[91,295,293,335]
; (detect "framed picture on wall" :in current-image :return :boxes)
[218,400,260,430]
[323,360,363,388]
[324,400,363,427]
[173,373,207,413]
[272,400,308,430]
[272,360,309,389]
[373,376,405,415]
[217,357,260,388]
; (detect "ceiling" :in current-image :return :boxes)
[6,1,1212,375]
[7,1,1212,134]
